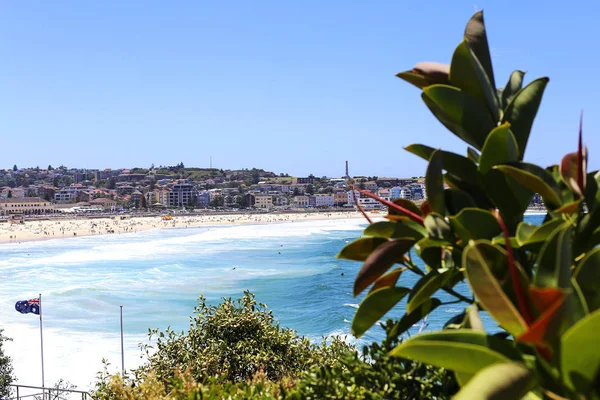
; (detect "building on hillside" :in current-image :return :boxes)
[1,187,25,199]
[292,195,309,208]
[0,197,54,215]
[346,190,361,205]
[314,194,334,207]
[334,192,348,206]
[197,192,210,207]
[168,183,197,207]
[54,187,81,203]
[363,181,378,191]
[254,194,273,209]
[131,190,143,208]
[273,196,288,206]
[117,174,147,183]
[89,198,117,211]
[297,175,315,185]
[390,187,401,200]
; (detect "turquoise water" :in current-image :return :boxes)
[0,214,544,389]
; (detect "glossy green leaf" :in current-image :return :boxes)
[444,188,475,215]
[501,77,549,159]
[464,241,527,336]
[561,309,600,394]
[494,163,561,208]
[454,362,535,400]
[479,124,519,175]
[421,85,496,150]
[407,271,447,313]
[534,225,572,289]
[363,220,426,240]
[517,219,564,249]
[337,237,388,262]
[390,331,519,373]
[405,144,479,185]
[482,169,532,233]
[464,11,496,89]
[389,298,441,338]
[467,147,480,164]
[396,71,431,89]
[449,208,501,242]
[515,222,537,245]
[424,213,453,241]
[354,239,415,296]
[352,286,410,337]
[426,150,445,215]
[450,40,499,121]
[370,268,405,293]
[498,70,525,110]
[574,247,600,311]
[386,198,423,220]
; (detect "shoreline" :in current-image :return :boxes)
[0,211,369,244]
[0,208,547,245]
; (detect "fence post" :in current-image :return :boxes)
[16,385,19,400]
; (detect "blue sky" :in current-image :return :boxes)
[0,1,598,177]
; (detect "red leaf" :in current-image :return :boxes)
[517,292,566,346]
[528,286,566,315]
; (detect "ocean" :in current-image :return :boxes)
[0,214,545,391]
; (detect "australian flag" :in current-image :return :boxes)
[15,298,40,315]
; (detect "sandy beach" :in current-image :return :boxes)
[0,211,370,244]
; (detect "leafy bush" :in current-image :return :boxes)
[340,10,600,400]
[0,329,14,400]
[93,293,455,399]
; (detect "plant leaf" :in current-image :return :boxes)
[390,331,520,373]
[385,198,423,221]
[533,225,572,289]
[405,144,479,185]
[337,237,388,262]
[574,247,600,312]
[407,271,447,313]
[498,70,525,110]
[479,124,520,175]
[421,85,496,150]
[494,163,562,209]
[449,208,501,242]
[463,241,528,336]
[363,220,426,240]
[501,77,549,159]
[561,309,600,394]
[450,40,499,121]
[453,362,535,400]
[467,147,480,164]
[426,150,446,215]
[354,239,415,296]
[352,286,410,337]
[517,219,564,249]
[389,298,442,338]
[464,11,496,89]
[369,268,405,293]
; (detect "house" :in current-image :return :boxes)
[254,195,273,209]
[334,192,348,206]
[314,194,334,208]
[1,187,25,199]
[363,181,378,191]
[88,198,117,211]
[292,195,309,208]
[297,175,315,185]
[390,187,401,200]
[0,197,54,215]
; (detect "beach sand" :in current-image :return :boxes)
[0,211,371,244]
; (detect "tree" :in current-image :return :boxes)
[12,165,17,172]
[108,177,116,190]
[293,187,300,196]
[340,11,600,399]
[141,195,148,210]
[236,195,248,208]
[305,184,314,195]
[7,190,12,198]
[0,329,14,399]
[209,195,224,208]
[48,165,53,170]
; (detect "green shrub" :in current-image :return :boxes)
[0,329,14,399]
[92,293,455,399]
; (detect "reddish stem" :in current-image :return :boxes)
[349,185,372,224]
[495,209,533,325]
[355,188,424,225]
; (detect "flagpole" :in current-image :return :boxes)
[120,305,124,376]
[39,293,45,395]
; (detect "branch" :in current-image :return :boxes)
[354,188,424,225]
[349,184,372,224]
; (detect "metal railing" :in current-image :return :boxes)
[8,384,91,400]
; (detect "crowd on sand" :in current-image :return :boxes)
[0,211,369,244]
